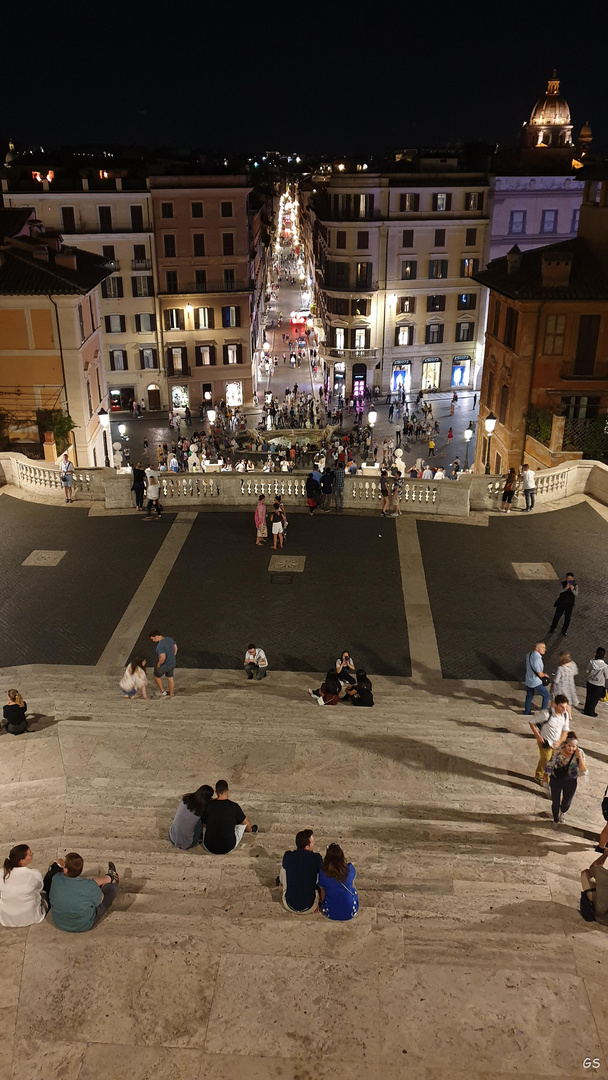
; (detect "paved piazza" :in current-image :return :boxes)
[2,491,608,1079]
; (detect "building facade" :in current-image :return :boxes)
[1,176,161,414]
[308,166,489,399]
[473,176,608,475]
[0,211,112,466]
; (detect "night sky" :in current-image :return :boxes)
[2,0,607,155]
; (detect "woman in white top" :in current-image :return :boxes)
[0,844,53,927]
[120,656,148,700]
[552,651,580,708]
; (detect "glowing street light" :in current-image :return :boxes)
[464,425,473,470]
[484,412,497,474]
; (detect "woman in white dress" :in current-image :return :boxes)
[552,651,580,708]
[0,845,57,927]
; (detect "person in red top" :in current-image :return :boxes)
[308,672,342,706]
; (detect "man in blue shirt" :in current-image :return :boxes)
[280,829,322,913]
[524,641,550,715]
[149,630,178,698]
[50,852,119,932]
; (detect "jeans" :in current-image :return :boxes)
[524,488,535,510]
[550,775,577,822]
[550,604,573,633]
[93,882,119,925]
[133,481,144,508]
[246,662,267,680]
[525,683,550,714]
[584,682,605,717]
[334,487,344,511]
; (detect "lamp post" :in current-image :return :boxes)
[464,425,473,470]
[98,408,110,467]
[484,412,497,475]
[368,408,377,463]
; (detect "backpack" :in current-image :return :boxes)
[580,890,596,922]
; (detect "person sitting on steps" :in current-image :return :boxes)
[202,780,258,854]
[49,852,119,932]
[244,644,268,681]
[278,829,322,914]
[169,785,214,849]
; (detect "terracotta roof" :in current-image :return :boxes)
[0,207,35,239]
[474,238,608,300]
[0,239,111,296]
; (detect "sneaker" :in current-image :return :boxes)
[159,690,168,698]
[107,861,119,884]
[558,813,565,823]
[533,777,544,785]
[251,824,259,834]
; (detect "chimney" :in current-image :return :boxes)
[541,252,572,288]
[32,244,50,262]
[506,245,522,274]
[55,246,78,270]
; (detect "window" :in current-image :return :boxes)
[195,269,207,289]
[225,380,243,407]
[140,348,157,369]
[166,270,178,292]
[571,208,580,233]
[330,297,349,316]
[503,307,519,351]
[544,314,566,355]
[402,229,414,248]
[541,209,558,234]
[131,275,153,297]
[165,308,184,331]
[561,394,600,420]
[465,228,477,246]
[221,201,233,217]
[508,210,526,235]
[133,243,147,266]
[397,325,414,346]
[104,314,125,333]
[135,312,156,332]
[499,384,509,425]
[427,295,446,312]
[222,305,240,328]
[97,205,112,231]
[434,229,446,247]
[466,191,481,211]
[222,233,234,256]
[195,345,216,366]
[457,293,476,310]
[101,276,123,299]
[193,233,205,256]
[460,258,479,278]
[429,259,448,279]
[130,205,144,230]
[61,206,76,232]
[456,321,475,342]
[191,201,203,218]
[487,370,495,407]
[227,345,238,364]
[86,379,93,419]
[195,307,214,330]
[433,193,451,212]
[110,349,127,371]
[351,298,368,316]
[357,231,369,249]
[354,193,373,219]
[163,234,176,258]
[425,323,444,344]
[335,328,345,350]
[102,244,116,264]
[161,202,174,219]
[171,346,184,374]
[356,262,372,288]
[399,296,415,314]
[336,231,346,249]
[573,314,601,376]
[78,305,86,342]
[399,193,419,212]
[223,268,235,288]
[354,328,366,349]
[401,260,417,280]
[492,299,501,337]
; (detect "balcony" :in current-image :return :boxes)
[160,280,253,295]
[321,281,378,293]
[329,348,379,360]
[560,361,608,381]
[132,258,151,271]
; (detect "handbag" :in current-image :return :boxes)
[528,652,550,686]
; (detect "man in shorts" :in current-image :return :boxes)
[149,630,177,697]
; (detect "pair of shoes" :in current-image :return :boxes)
[107,861,119,884]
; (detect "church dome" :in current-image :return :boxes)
[529,73,571,126]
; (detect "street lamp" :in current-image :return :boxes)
[368,408,377,463]
[464,426,473,470]
[98,408,110,467]
[207,408,216,428]
[118,424,126,436]
[484,412,497,474]
[262,340,271,354]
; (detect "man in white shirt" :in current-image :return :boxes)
[520,463,536,511]
[244,644,268,681]
[144,470,162,519]
[421,467,434,480]
[529,694,570,783]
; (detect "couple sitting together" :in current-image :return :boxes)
[280,829,359,920]
[309,650,374,707]
[169,779,258,852]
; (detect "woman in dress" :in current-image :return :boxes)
[254,494,267,546]
[3,689,28,735]
[547,731,587,826]
[0,845,60,926]
[132,461,146,510]
[552,652,580,708]
[119,657,148,700]
[169,785,214,849]
[318,844,359,921]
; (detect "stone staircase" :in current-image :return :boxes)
[2,669,608,1078]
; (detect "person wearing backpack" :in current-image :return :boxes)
[581,849,608,925]
[528,694,570,785]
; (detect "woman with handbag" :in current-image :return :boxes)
[546,732,587,826]
[318,844,359,921]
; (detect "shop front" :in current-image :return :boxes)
[421,359,441,391]
[391,363,411,394]
[333,360,345,397]
[110,386,135,411]
[451,355,471,389]
[171,385,190,409]
[352,362,367,399]
[226,380,243,407]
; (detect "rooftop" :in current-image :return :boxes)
[0,234,112,296]
[474,237,608,300]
